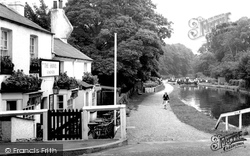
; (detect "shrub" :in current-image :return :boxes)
[239,79,246,89]
[82,72,99,85]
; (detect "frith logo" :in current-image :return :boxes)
[210,131,246,152]
[188,13,231,40]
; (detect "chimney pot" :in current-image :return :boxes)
[59,0,63,9]
[53,1,57,9]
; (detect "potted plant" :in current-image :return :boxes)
[1,56,14,74]
[56,72,79,90]
[30,58,40,73]
[1,70,42,93]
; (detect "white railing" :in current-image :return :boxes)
[214,108,250,131]
[0,109,48,141]
[0,105,127,142]
[81,105,127,140]
[22,105,35,119]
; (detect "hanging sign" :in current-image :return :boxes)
[188,12,231,40]
[40,59,60,77]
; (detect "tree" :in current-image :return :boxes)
[238,51,250,86]
[193,17,250,84]
[65,0,173,89]
[159,43,194,77]
[24,0,51,31]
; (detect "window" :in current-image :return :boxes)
[49,95,54,110]
[86,92,89,106]
[1,28,12,57]
[30,35,38,58]
[57,95,64,110]
[67,98,73,109]
[60,61,64,73]
[6,101,17,111]
[84,63,87,72]
[1,30,7,50]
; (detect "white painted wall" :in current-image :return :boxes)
[1,20,52,74]
[11,117,35,142]
[62,61,92,80]
[0,19,54,111]
[51,8,73,43]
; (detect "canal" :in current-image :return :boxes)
[179,86,250,127]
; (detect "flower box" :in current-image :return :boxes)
[1,70,42,93]
[1,56,14,74]
[29,58,40,73]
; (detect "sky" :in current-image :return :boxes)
[26,0,250,54]
[152,0,250,53]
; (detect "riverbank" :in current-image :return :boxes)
[169,84,239,135]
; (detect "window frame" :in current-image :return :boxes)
[6,100,17,111]
[1,30,8,50]
[30,35,38,58]
[0,28,12,57]
[57,95,64,110]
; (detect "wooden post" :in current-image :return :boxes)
[82,110,88,140]
[120,105,126,140]
[42,111,48,141]
[225,116,229,131]
[239,113,242,130]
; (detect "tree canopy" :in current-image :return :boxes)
[193,17,250,87]
[159,44,194,77]
[65,0,173,89]
[24,0,51,31]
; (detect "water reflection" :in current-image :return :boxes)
[179,86,250,126]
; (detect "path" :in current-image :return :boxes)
[126,81,211,144]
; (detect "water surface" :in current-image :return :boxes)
[179,86,250,127]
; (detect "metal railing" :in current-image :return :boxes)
[214,108,250,131]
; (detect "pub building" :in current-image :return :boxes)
[0,0,97,141]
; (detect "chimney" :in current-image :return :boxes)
[53,1,57,9]
[51,0,73,43]
[7,1,25,16]
[59,0,63,9]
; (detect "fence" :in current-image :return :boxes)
[47,109,82,140]
[0,105,127,141]
[214,108,250,131]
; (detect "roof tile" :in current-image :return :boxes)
[0,3,52,34]
[54,38,92,61]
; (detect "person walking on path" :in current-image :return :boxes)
[162,92,170,109]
